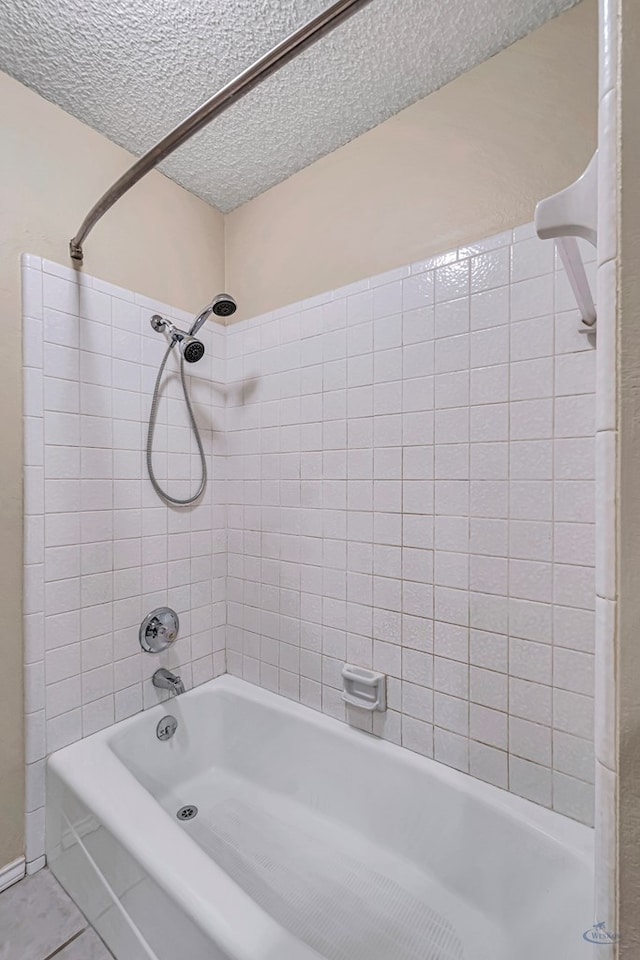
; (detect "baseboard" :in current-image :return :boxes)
[0,856,26,893]
[27,855,46,876]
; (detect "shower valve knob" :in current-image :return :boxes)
[139,607,180,653]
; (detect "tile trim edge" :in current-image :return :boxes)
[0,856,26,893]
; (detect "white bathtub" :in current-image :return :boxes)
[47,675,593,960]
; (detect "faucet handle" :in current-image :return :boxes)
[140,607,180,653]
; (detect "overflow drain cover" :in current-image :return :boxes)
[176,805,198,821]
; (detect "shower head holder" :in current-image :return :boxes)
[150,314,205,363]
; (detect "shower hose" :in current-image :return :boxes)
[146,341,207,506]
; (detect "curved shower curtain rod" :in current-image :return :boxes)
[69,0,374,263]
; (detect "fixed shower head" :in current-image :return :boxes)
[190,294,237,334]
[150,315,205,363]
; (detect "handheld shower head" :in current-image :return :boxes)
[190,294,237,334]
[211,294,237,318]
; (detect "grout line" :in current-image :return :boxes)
[42,926,87,960]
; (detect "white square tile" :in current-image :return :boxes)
[434,621,468,660]
[554,437,595,480]
[510,358,553,401]
[469,591,508,635]
[434,551,469,590]
[434,298,468,339]
[372,282,402,320]
[554,522,595,567]
[510,316,553,362]
[401,716,433,758]
[509,598,552,644]
[553,563,595,611]
[470,481,508,519]
[553,689,593,740]
[555,350,596,397]
[470,364,509,406]
[509,637,552,684]
[469,741,508,788]
[509,678,551,725]
[510,399,553,441]
[470,326,509,368]
[470,249,509,293]
[470,442,508,480]
[434,692,468,736]
[469,286,509,332]
[435,261,469,303]
[402,682,433,722]
[435,334,469,374]
[46,709,82,752]
[469,518,508,557]
[555,394,595,440]
[434,657,468,698]
[510,440,552,480]
[509,520,552,562]
[510,275,553,322]
[402,273,434,311]
[470,666,508,711]
[552,771,594,825]
[469,404,508,443]
[470,555,507,598]
[553,647,594,697]
[510,480,552,521]
[434,727,468,772]
[510,237,555,283]
[435,370,469,409]
[509,560,552,603]
[509,755,552,807]
[553,730,594,783]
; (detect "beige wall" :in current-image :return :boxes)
[617,0,640,952]
[225,0,597,323]
[0,70,225,867]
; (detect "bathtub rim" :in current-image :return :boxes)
[47,674,593,960]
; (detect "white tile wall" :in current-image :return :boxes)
[223,224,596,826]
[23,223,598,874]
[22,257,227,866]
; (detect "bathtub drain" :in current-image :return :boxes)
[177,805,198,821]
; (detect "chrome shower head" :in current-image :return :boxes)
[179,336,205,364]
[150,315,205,363]
[190,294,237,335]
[211,293,237,318]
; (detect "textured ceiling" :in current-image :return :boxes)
[0,0,581,212]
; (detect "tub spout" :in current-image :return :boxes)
[152,668,185,697]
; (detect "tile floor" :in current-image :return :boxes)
[0,868,113,960]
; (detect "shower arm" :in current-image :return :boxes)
[69,0,374,263]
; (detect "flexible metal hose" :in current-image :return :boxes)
[146,342,207,506]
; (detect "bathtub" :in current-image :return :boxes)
[47,675,593,960]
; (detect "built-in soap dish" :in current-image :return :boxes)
[341,664,386,712]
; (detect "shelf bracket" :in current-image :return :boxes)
[535,150,598,331]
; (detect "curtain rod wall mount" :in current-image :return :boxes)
[69,0,374,264]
